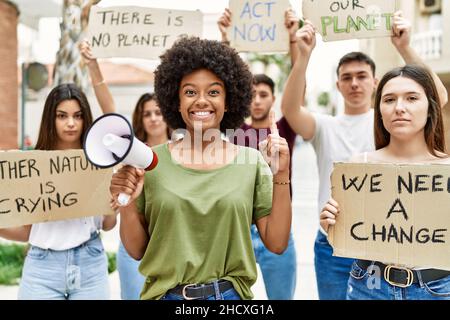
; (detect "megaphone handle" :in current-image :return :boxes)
[118,193,131,206]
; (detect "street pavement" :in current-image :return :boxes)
[0,139,320,300]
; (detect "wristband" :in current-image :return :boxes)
[93,80,105,87]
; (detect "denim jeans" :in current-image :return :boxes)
[117,241,146,300]
[346,261,450,300]
[18,232,110,300]
[314,230,354,300]
[251,225,297,300]
[161,281,242,300]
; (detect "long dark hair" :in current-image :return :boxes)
[374,65,445,156]
[35,83,93,150]
[132,93,170,143]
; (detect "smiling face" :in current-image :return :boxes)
[380,76,429,141]
[55,99,84,148]
[337,61,378,113]
[178,68,226,133]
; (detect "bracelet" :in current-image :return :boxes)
[274,180,290,185]
[93,80,105,87]
[222,40,231,45]
[290,39,297,44]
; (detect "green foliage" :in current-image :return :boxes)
[247,53,291,92]
[0,243,117,286]
[106,251,117,274]
[0,243,27,285]
[317,91,331,107]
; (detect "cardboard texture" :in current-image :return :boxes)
[227,0,290,52]
[302,0,398,42]
[0,149,114,228]
[87,6,203,59]
[330,162,450,271]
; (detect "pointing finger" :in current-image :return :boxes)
[269,109,279,137]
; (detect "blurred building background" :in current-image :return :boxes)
[0,0,449,150]
[1,0,359,150]
[360,0,450,149]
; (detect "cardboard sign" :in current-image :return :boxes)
[227,0,290,52]
[303,0,398,42]
[329,163,450,271]
[87,6,203,59]
[0,149,114,228]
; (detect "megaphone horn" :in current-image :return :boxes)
[83,113,158,206]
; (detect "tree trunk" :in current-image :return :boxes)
[0,1,19,149]
[53,0,100,91]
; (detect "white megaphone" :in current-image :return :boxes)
[83,113,158,206]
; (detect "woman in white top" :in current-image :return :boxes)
[320,64,450,300]
[0,84,116,299]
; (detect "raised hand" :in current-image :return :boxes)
[259,110,290,175]
[78,39,97,67]
[285,8,299,43]
[217,8,232,42]
[391,11,412,50]
[296,19,316,56]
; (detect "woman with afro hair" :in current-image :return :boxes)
[110,37,292,300]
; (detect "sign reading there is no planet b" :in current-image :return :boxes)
[227,0,290,53]
[303,0,398,42]
[87,6,203,59]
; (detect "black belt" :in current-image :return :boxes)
[167,280,234,300]
[356,260,450,288]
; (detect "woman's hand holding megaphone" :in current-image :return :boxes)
[110,166,145,208]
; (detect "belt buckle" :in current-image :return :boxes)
[384,265,414,288]
[181,284,198,300]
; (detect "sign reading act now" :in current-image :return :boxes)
[228,0,290,53]
[329,163,450,271]
[0,150,114,228]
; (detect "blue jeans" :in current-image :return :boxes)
[117,241,146,300]
[314,230,354,300]
[252,225,297,300]
[161,281,242,300]
[347,261,450,300]
[18,232,110,300]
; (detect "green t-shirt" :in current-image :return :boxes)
[135,143,273,300]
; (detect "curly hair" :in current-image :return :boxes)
[154,37,253,133]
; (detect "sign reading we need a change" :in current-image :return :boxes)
[303,0,398,42]
[87,6,203,59]
[0,150,114,228]
[329,163,450,271]
[228,0,290,53]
